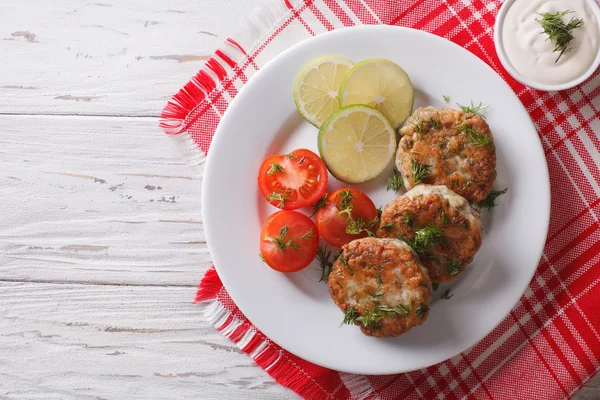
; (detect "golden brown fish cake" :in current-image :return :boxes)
[396,106,496,203]
[377,185,483,283]
[328,237,432,338]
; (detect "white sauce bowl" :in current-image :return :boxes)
[494,0,600,91]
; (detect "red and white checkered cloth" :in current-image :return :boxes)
[160,1,600,398]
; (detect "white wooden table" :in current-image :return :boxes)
[0,1,598,398]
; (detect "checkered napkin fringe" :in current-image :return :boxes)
[160,1,600,398]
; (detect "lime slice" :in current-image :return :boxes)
[294,56,354,127]
[318,105,396,184]
[339,59,414,128]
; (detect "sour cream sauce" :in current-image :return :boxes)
[501,0,600,85]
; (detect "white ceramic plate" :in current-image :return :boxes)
[203,26,550,375]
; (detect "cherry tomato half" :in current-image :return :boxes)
[315,188,378,248]
[259,211,319,272]
[258,149,328,210]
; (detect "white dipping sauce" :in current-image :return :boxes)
[501,0,600,85]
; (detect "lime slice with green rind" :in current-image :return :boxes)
[318,105,396,184]
[339,59,414,129]
[294,56,354,127]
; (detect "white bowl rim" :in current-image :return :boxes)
[494,0,600,92]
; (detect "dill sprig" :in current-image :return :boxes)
[432,281,439,291]
[265,225,300,252]
[429,117,441,129]
[440,210,448,225]
[341,306,358,326]
[301,227,315,240]
[416,303,429,319]
[386,171,404,192]
[410,158,431,185]
[441,289,454,300]
[457,100,488,119]
[403,225,444,254]
[443,95,451,104]
[338,254,349,270]
[414,118,427,135]
[473,188,508,209]
[338,189,355,210]
[380,222,394,230]
[536,10,584,63]
[267,163,284,175]
[356,308,383,327]
[345,216,378,237]
[336,189,378,237]
[454,120,492,148]
[266,190,289,207]
[259,253,265,263]
[376,206,382,221]
[316,245,334,282]
[445,260,461,276]
[429,255,441,265]
[310,193,328,217]
[402,211,416,227]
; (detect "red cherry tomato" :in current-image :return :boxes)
[258,149,328,210]
[259,211,319,272]
[315,188,378,248]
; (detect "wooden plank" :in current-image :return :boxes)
[0,0,251,116]
[0,115,210,286]
[0,281,295,399]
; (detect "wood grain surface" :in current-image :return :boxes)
[0,1,597,399]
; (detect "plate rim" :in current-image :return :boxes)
[201,25,551,375]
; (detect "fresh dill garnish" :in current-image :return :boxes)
[441,289,454,300]
[376,305,397,316]
[414,118,427,135]
[266,190,289,207]
[454,120,492,148]
[310,193,328,218]
[376,206,382,221]
[386,171,403,192]
[429,117,441,129]
[259,253,265,263]
[440,210,448,225]
[345,216,378,237]
[536,10,584,63]
[432,281,439,291]
[410,158,431,185]
[266,225,300,252]
[301,227,315,240]
[338,255,349,270]
[404,225,444,254]
[341,306,358,326]
[416,303,429,318]
[428,255,442,265]
[456,100,488,119]
[380,222,394,230]
[357,308,383,327]
[267,163,284,175]
[284,153,296,160]
[446,260,461,276]
[443,95,451,104]
[338,189,355,210]
[316,245,334,282]
[473,188,508,210]
[397,304,410,316]
[402,211,416,227]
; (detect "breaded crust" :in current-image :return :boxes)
[396,106,496,203]
[377,185,483,283]
[328,237,432,338]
